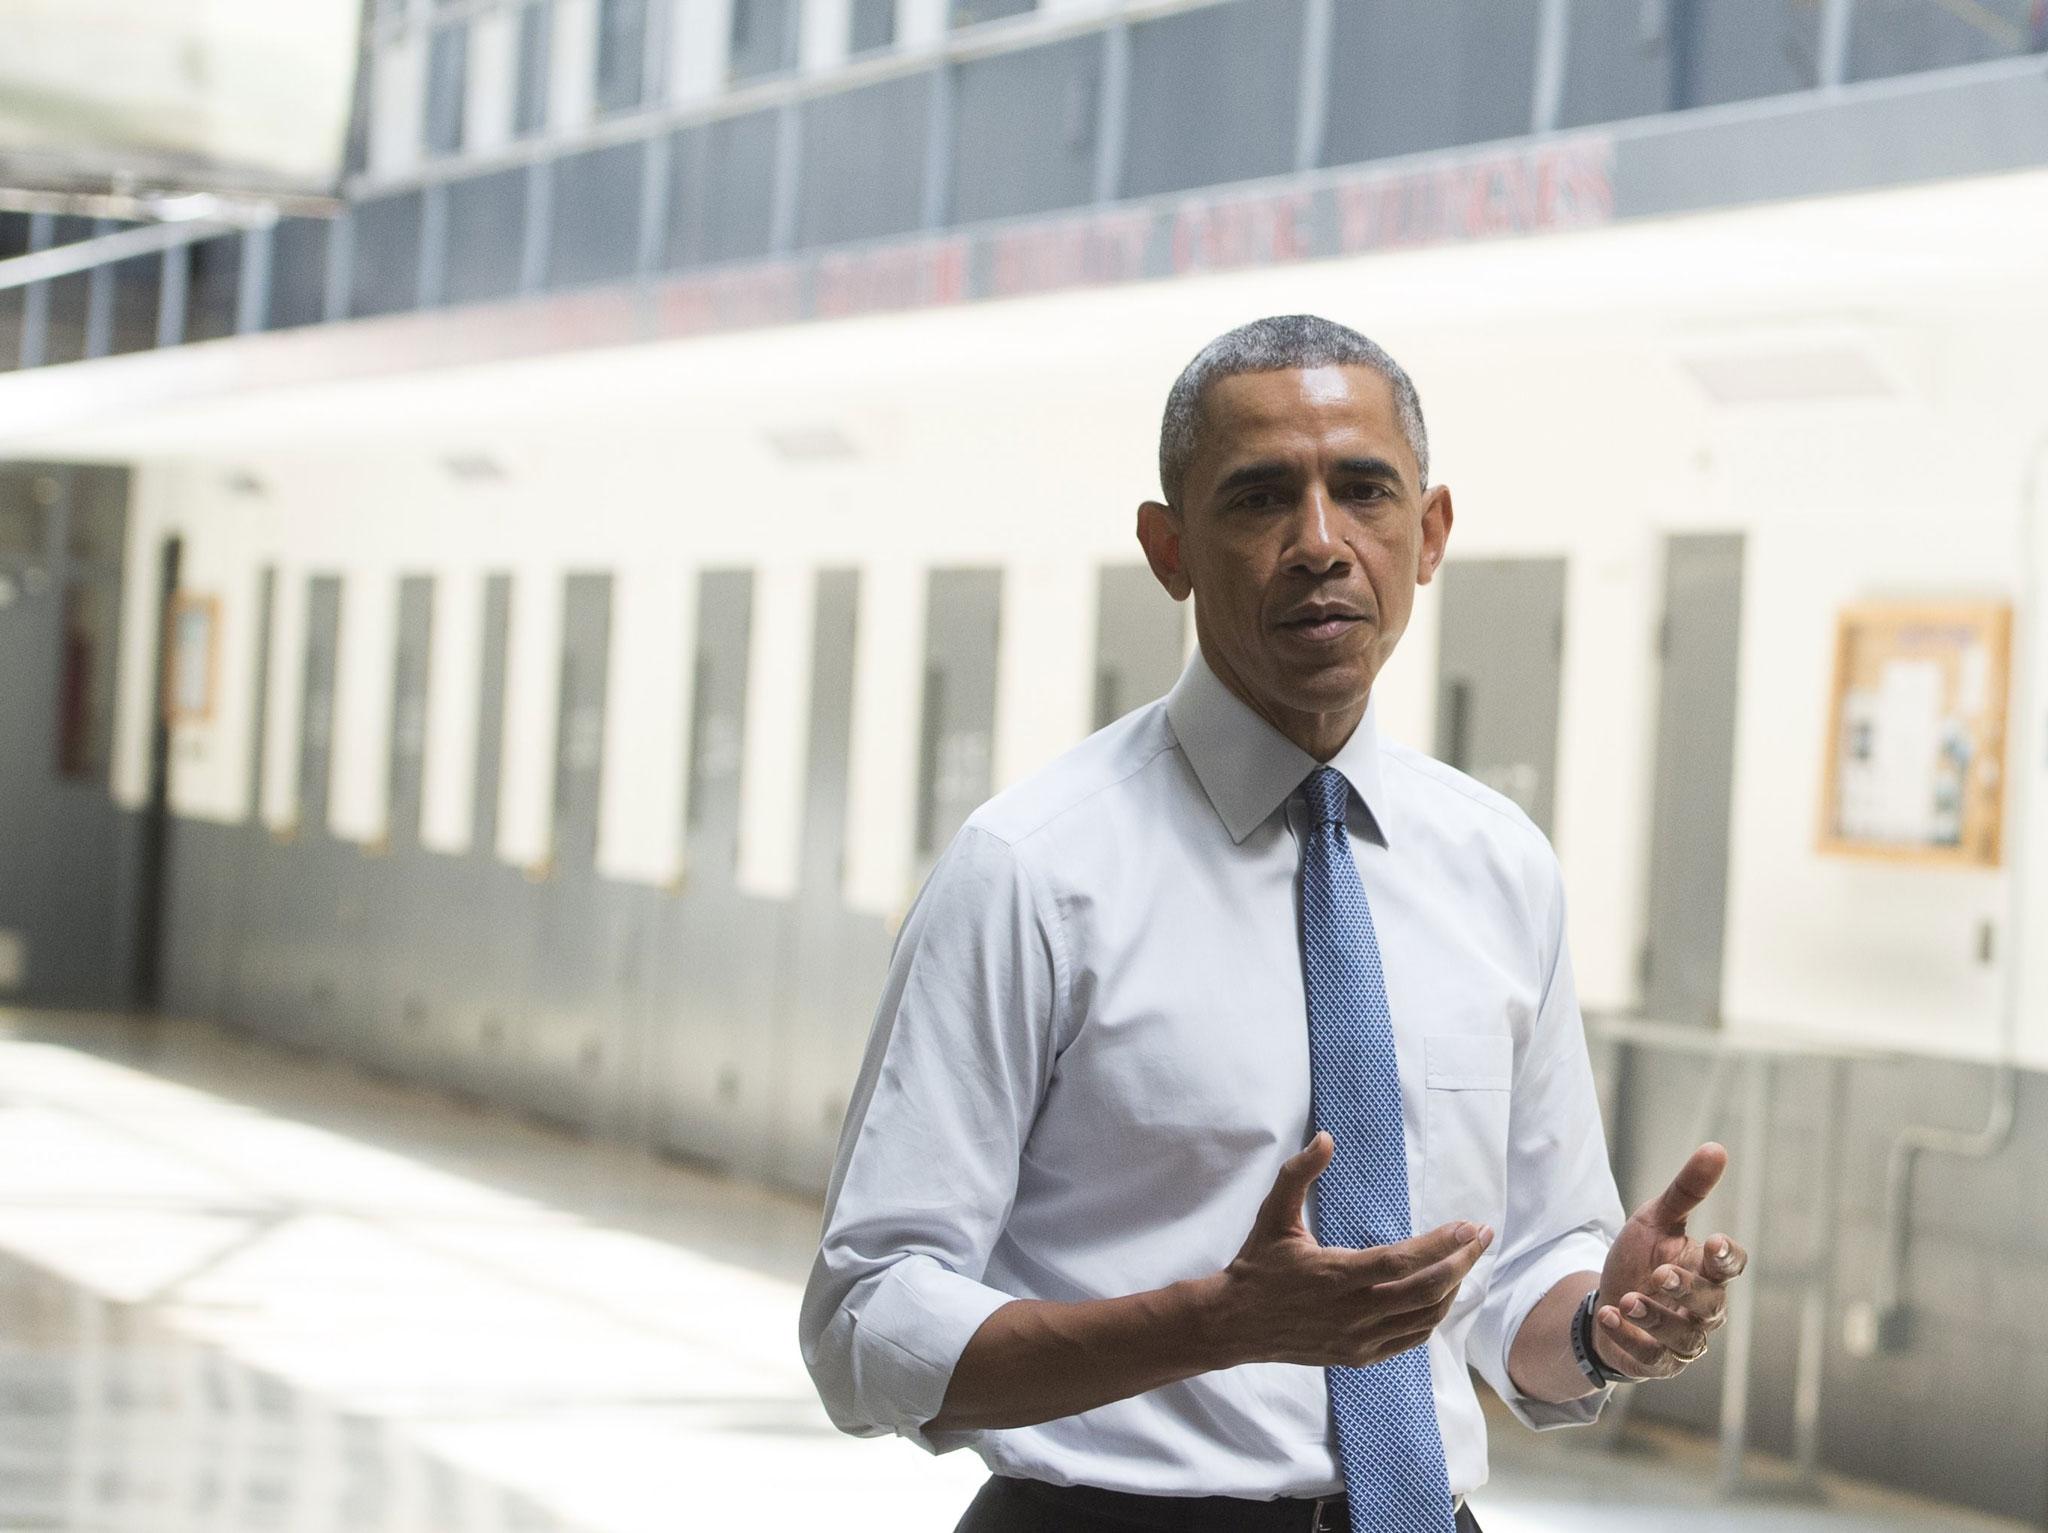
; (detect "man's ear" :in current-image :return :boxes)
[1416,483,1453,587]
[1136,500,1192,602]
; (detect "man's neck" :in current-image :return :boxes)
[1197,641,1370,763]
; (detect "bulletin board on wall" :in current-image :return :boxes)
[1817,599,2011,868]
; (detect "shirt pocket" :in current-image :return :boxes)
[1417,1033,1513,1237]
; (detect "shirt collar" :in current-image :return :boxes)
[1165,644,1390,847]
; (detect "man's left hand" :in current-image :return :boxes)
[1593,1141,1749,1381]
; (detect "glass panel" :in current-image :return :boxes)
[350,194,424,318]
[952,35,1101,223]
[595,0,653,114]
[952,0,1033,27]
[1319,0,1540,168]
[185,234,242,343]
[1556,0,1675,129]
[43,273,90,365]
[268,217,330,331]
[729,0,795,80]
[663,112,779,268]
[108,254,160,355]
[425,22,469,157]
[1675,0,1820,108]
[41,216,94,365]
[1122,0,1304,199]
[1848,0,2041,82]
[514,0,554,137]
[849,0,894,53]
[547,142,644,289]
[796,75,933,247]
[445,168,529,305]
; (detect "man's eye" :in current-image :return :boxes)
[1237,491,1278,511]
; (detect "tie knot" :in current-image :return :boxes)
[1302,766,1350,828]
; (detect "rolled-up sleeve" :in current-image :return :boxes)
[798,823,1067,1453]
[1467,844,1626,1430]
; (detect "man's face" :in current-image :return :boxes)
[1137,364,1452,749]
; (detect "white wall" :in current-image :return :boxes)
[90,248,2048,1074]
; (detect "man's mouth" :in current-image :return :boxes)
[1277,609,1368,641]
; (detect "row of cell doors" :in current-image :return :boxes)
[199,559,1194,1189]
[174,541,1735,1185]
[282,562,1194,888]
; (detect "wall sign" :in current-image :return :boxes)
[164,591,220,724]
[1817,600,2010,867]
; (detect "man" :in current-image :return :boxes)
[800,315,1749,1533]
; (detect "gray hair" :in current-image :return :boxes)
[1156,314,1428,509]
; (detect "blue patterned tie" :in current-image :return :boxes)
[1298,766,1458,1533]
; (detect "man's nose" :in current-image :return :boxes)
[1284,487,1349,572]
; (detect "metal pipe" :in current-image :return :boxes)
[0,217,243,293]
[1791,1057,1848,1484]
[1717,1055,1770,1495]
[1868,424,2048,1336]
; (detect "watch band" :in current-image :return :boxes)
[1570,1287,1629,1388]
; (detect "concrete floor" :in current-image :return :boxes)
[0,1010,2029,1533]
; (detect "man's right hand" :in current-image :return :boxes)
[928,1132,1493,1434]
[1208,1131,1494,1369]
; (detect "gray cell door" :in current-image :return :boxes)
[221,567,277,1026]
[518,572,616,1127]
[1642,533,1746,1027]
[550,573,612,872]
[472,574,513,853]
[773,568,866,1189]
[1433,557,1567,836]
[386,575,434,851]
[798,570,860,897]
[684,569,753,882]
[656,568,761,1166]
[363,575,435,1075]
[916,568,1003,875]
[1093,564,1187,730]
[445,573,525,1104]
[299,576,343,833]
[293,575,348,1049]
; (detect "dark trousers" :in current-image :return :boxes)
[955,1476,1483,1533]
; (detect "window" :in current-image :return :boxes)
[514,0,553,137]
[107,255,161,355]
[184,234,242,343]
[266,218,330,331]
[425,21,469,157]
[349,194,424,319]
[729,0,795,81]
[951,0,1033,29]
[849,0,894,54]
[595,0,655,115]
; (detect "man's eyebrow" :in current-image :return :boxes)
[1212,460,1294,498]
[1330,455,1407,486]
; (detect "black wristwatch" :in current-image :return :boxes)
[1569,1287,1631,1389]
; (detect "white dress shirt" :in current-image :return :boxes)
[800,645,1625,1500]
